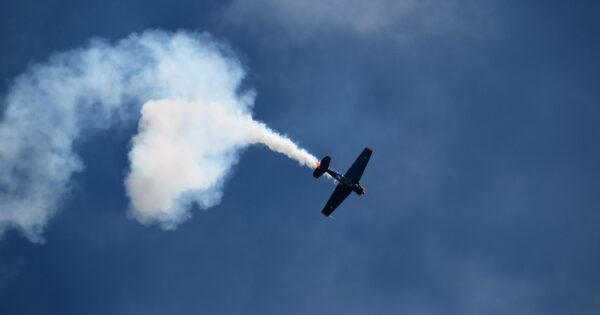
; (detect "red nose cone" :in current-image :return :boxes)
[316,162,321,169]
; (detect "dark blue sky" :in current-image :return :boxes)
[1,1,599,314]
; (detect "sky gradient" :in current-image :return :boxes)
[1,1,599,314]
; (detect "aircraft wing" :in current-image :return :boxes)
[321,184,352,217]
[344,147,373,183]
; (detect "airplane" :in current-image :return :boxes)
[313,147,372,217]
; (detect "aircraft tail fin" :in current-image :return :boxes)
[313,156,331,178]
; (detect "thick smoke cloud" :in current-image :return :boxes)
[0,30,317,242]
[126,99,318,228]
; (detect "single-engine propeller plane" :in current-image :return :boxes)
[313,147,372,217]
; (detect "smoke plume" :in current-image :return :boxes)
[0,30,318,242]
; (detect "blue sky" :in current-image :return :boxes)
[1,1,599,314]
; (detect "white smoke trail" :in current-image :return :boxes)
[125,99,319,228]
[0,30,318,242]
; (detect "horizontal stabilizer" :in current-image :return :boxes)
[313,156,331,178]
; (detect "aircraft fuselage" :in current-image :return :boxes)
[325,169,366,195]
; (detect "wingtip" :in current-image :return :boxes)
[366,147,373,152]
